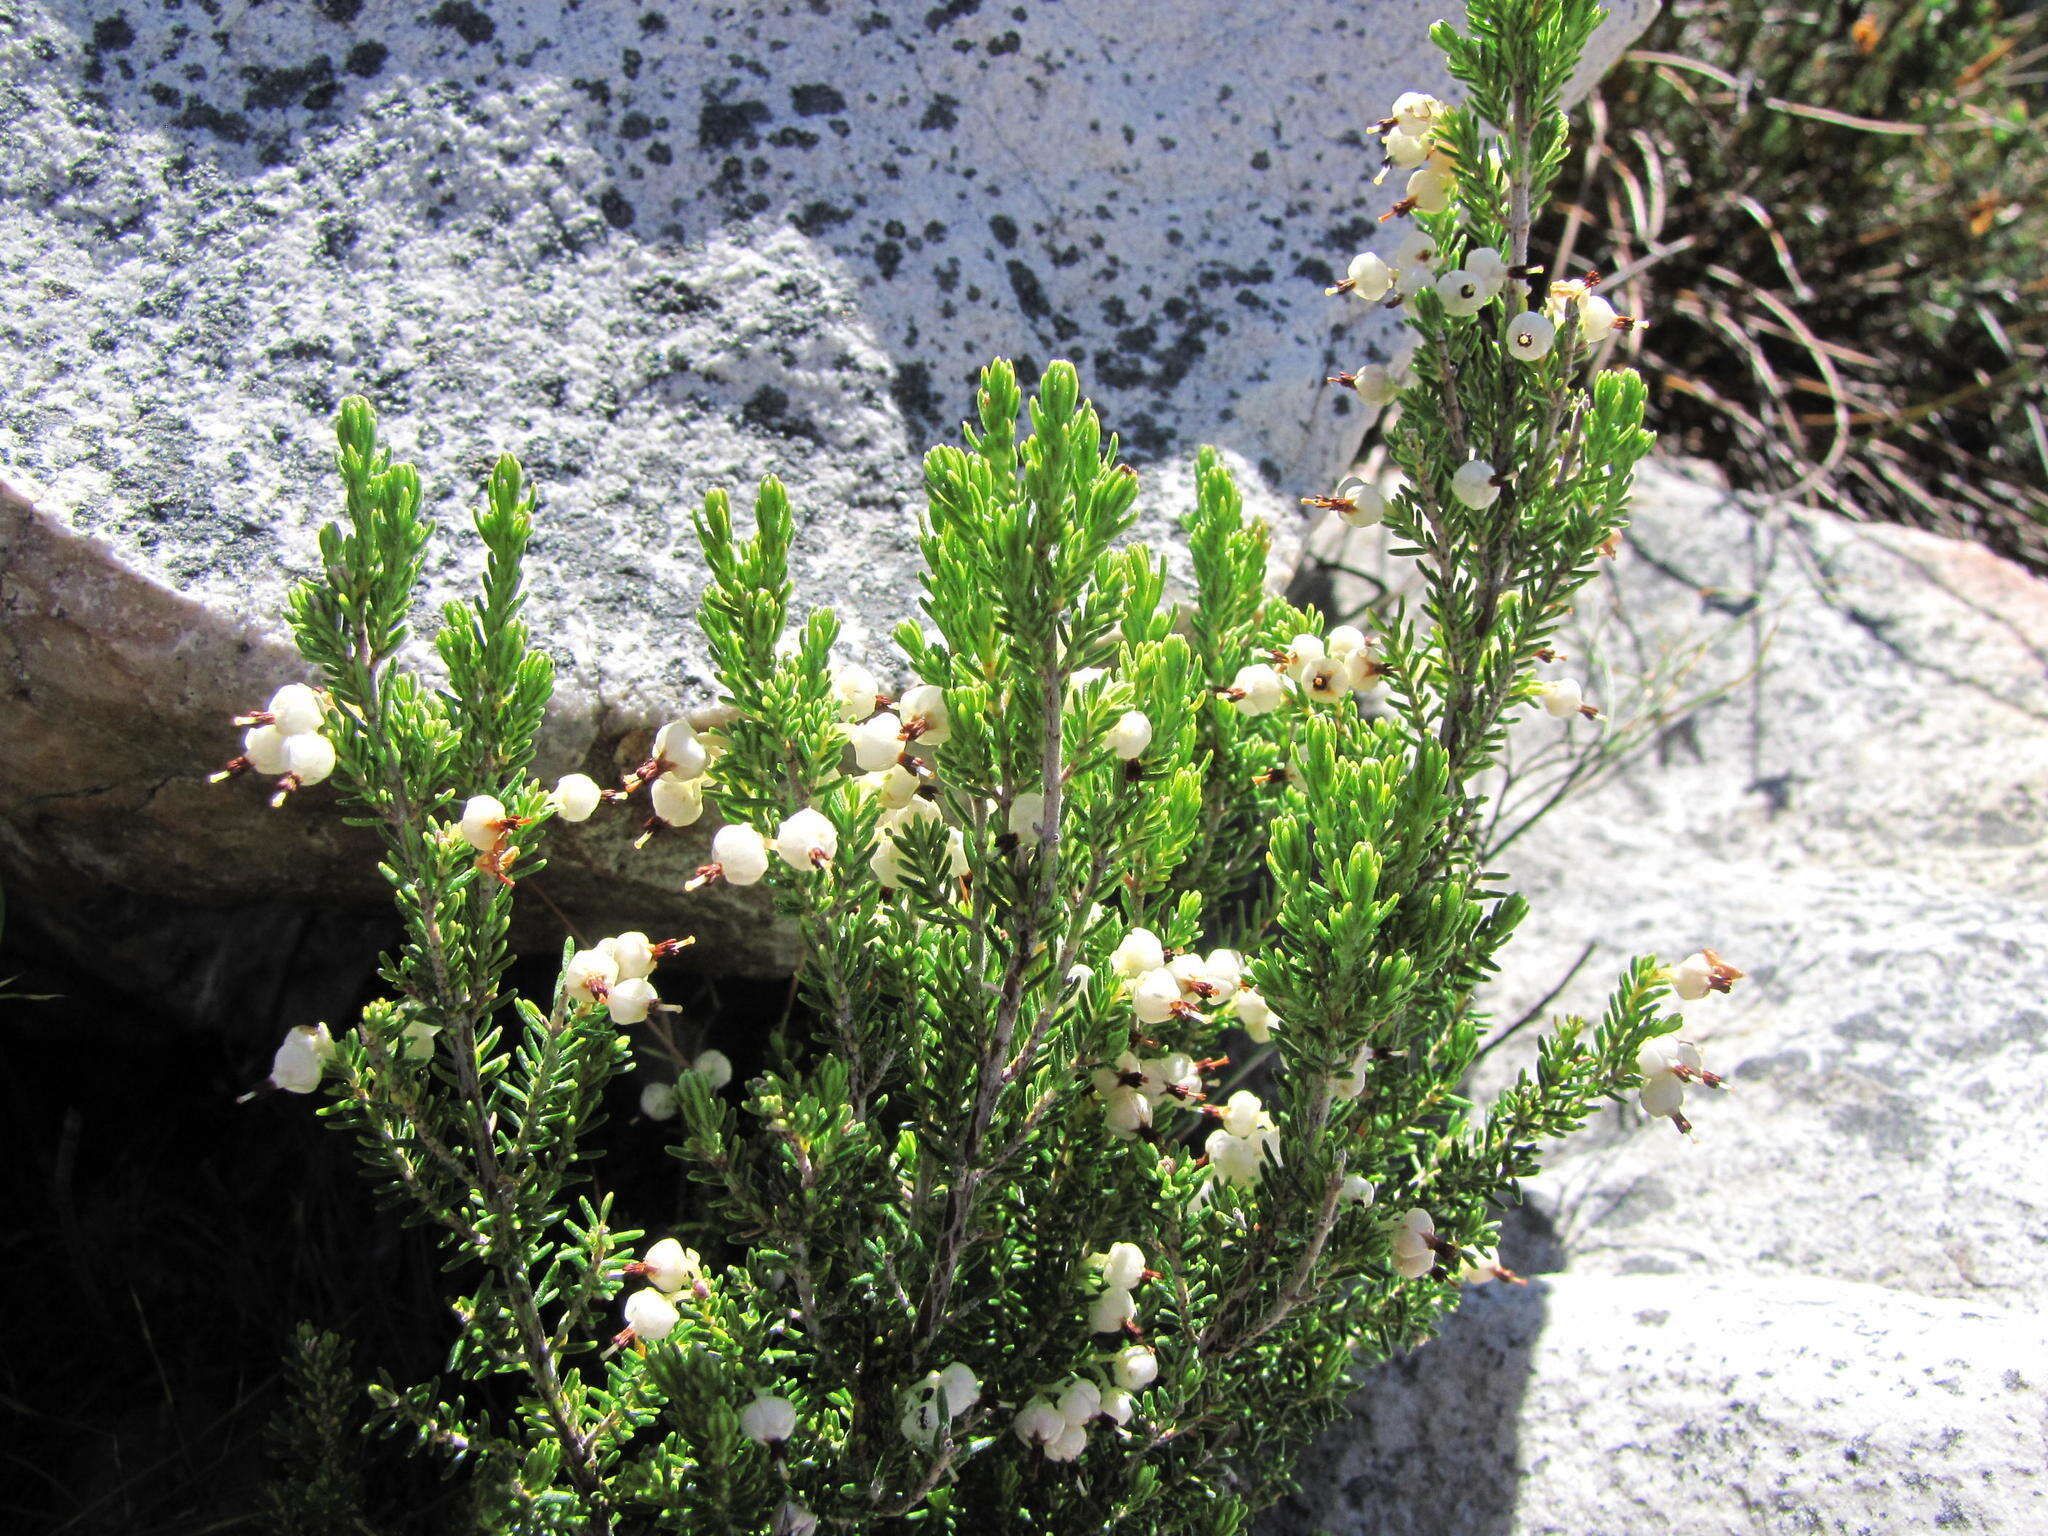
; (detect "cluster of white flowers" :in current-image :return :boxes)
[619,1237,706,1343]
[1203,1090,1281,1188]
[214,683,336,806]
[1089,1048,1203,1137]
[1636,949,1738,1133]
[1390,1207,1449,1279]
[640,720,714,837]
[637,1050,734,1120]
[898,1361,981,1447]
[840,665,952,773]
[1011,1249,1155,1463]
[1086,1240,1147,1337]
[867,792,968,892]
[561,930,686,1024]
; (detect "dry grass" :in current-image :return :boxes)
[1560,0,2048,570]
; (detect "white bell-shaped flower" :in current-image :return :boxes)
[642,1238,702,1294]
[265,684,326,737]
[898,683,952,747]
[740,1393,798,1445]
[1088,1284,1137,1335]
[551,773,602,822]
[606,977,658,1025]
[829,661,880,722]
[1345,250,1394,301]
[1106,710,1153,761]
[774,807,839,871]
[1111,1344,1158,1392]
[1110,927,1166,981]
[281,731,336,788]
[653,721,709,781]
[269,1023,336,1094]
[1008,792,1048,847]
[459,795,507,851]
[1391,1207,1437,1279]
[564,947,618,1004]
[711,824,771,886]
[1229,662,1289,716]
[850,711,906,773]
[1507,312,1556,361]
[1450,459,1501,509]
[1434,269,1490,317]
[1093,1242,1146,1291]
[650,772,704,827]
[623,1287,680,1342]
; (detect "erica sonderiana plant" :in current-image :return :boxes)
[222,1,1739,1530]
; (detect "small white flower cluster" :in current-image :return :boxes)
[1391,1207,1451,1279]
[562,930,684,1025]
[1012,1248,1156,1463]
[898,1362,980,1447]
[639,720,717,837]
[214,684,336,806]
[839,665,951,773]
[1222,627,1384,717]
[637,1050,734,1120]
[1546,278,1634,346]
[1638,949,1739,1133]
[1203,1090,1281,1188]
[1089,1048,1201,1137]
[619,1237,705,1343]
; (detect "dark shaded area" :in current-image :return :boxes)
[0,889,790,1534]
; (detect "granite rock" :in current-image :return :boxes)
[1270,460,2048,1533]
[1270,1272,2048,1536]
[0,0,1648,982]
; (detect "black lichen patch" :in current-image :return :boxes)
[345,41,387,77]
[598,187,635,228]
[874,240,902,279]
[428,1,496,45]
[619,110,653,140]
[918,94,959,132]
[173,97,253,144]
[632,275,716,315]
[790,82,846,116]
[791,200,851,235]
[988,213,1017,249]
[91,15,135,50]
[739,385,821,442]
[242,58,337,112]
[889,360,943,433]
[698,98,771,151]
[924,0,980,29]
[317,0,364,21]
[1003,259,1049,321]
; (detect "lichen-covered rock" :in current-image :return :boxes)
[1270,1273,2048,1536]
[0,0,1647,981]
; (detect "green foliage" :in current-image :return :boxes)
[265,1324,373,1536]
[1567,0,2048,567]
[236,2,1711,1531]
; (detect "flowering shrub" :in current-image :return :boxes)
[227,1,1739,1530]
